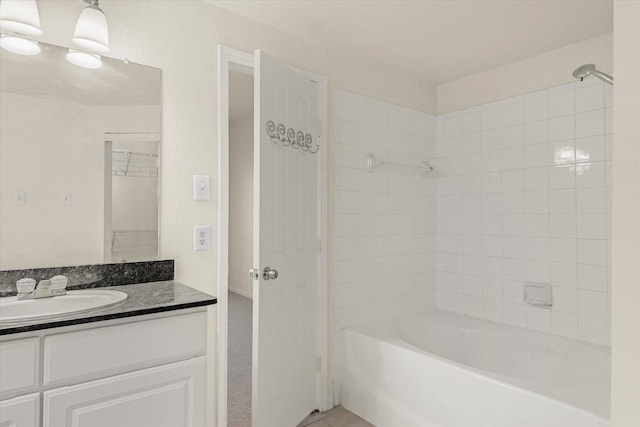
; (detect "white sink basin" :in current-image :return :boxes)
[0,290,128,325]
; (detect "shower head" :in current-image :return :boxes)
[572,63,614,86]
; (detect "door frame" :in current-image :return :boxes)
[216,45,329,427]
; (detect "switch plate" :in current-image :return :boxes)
[14,191,25,205]
[193,175,211,201]
[194,225,211,250]
[61,192,71,206]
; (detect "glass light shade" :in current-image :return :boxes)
[0,34,40,55]
[0,0,42,35]
[72,5,109,53]
[65,49,103,69]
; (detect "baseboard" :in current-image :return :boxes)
[229,286,253,300]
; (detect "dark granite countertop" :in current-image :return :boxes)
[0,281,217,336]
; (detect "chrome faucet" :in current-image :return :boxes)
[16,275,68,300]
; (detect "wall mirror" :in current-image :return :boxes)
[0,41,162,270]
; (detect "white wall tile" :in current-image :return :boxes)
[501,124,524,148]
[575,84,604,113]
[333,90,438,342]
[524,167,548,191]
[577,239,607,266]
[553,286,578,313]
[501,101,524,126]
[524,144,549,168]
[577,264,608,292]
[549,164,576,189]
[549,238,576,263]
[525,214,549,237]
[550,262,577,288]
[575,135,606,163]
[577,187,606,213]
[575,110,605,138]
[549,189,576,213]
[578,290,608,318]
[524,121,549,146]
[481,106,501,130]
[524,94,548,123]
[481,129,501,151]
[577,213,607,239]
[548,116,575,141]
[429,82,610,344]
[576,162,606,188]
[548,89,574,118]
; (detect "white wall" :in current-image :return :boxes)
[332,89,437,396]
[0,92,159,269]
[435,78,613,345]
[611,1,640,424]
[437,33,613,114]
[228,114,254,298]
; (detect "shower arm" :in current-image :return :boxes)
[588,69,614,86]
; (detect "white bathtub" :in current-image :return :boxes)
[340,310,610,427]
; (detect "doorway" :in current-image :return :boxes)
[216,45,329,427]
[227,68,255,426]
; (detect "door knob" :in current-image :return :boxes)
[262,266,279,280]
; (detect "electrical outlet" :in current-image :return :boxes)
[194,225,211,250]
[193,175,211,201]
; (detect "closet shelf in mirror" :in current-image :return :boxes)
[112,150,158,178]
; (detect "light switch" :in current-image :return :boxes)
[61,192,71,206]
[194,175,210,201]
[14,191,25,205]
[194,225,211,250]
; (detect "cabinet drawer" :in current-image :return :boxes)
[43,357,206,427]
[0,338,39,399]
[0,393,40,427]
[44,311,206,387]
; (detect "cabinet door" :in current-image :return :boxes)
[0,393,39,427]
[43,357,206,427]
[0,337,39,400]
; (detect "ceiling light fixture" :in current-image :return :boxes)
[72,0,109,53]
[0,0,43,36]
[0,0,42,56]
[65,49,103,69]
[0,34,40,55]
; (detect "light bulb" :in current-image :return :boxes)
[66,49,103,69]
[0,34,40,55]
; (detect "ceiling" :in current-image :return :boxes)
[209,0,613,84]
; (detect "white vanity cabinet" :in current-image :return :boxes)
[0,309,209,427]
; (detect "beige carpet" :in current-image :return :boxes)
[228,291,253,427]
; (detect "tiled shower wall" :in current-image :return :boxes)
[332,89,437,340]
[435,78,613,345]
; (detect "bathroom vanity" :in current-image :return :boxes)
[0,279,216,427]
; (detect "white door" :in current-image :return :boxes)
[252,50,320,427]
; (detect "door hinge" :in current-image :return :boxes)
[316,119,322,138]
[316,357,322,372]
